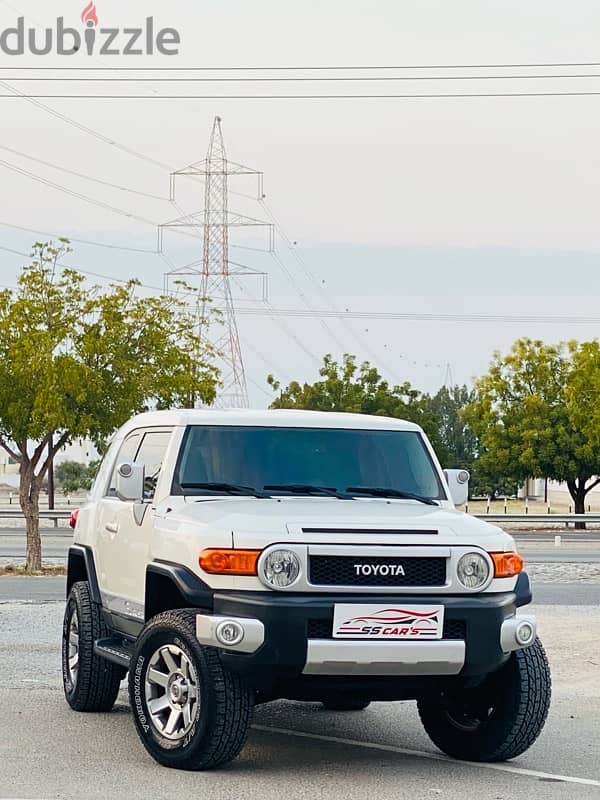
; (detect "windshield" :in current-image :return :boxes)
[173,425,446,500]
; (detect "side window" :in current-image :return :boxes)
[106,433,142,497]
[135,430,172,500]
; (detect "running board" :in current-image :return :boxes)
[94,638,133,668]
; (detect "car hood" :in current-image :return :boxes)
[174,496,511,550]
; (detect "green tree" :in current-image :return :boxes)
[0,242,218,571]
[426,385,477,469]
[426,385,515,498]
[464,338,600,518]
[268,353,443,450]
[566,340,600,449]
[54,460,97,495]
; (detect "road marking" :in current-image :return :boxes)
[252,725,600,788]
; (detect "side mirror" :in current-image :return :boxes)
[444,469,470,506]
[116,462,145,503]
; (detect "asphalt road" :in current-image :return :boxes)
[1,526,598,798]
[0,602,598,799]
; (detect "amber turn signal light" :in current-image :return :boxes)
[491,552,524,578]
[199,548,261,576]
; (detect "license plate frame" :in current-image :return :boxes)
[332,603,445,640]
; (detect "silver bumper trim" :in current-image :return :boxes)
[302,639,466,676]
[196,614,265,654]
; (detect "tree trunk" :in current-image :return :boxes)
[47,432,55,511]
[19,465,42,572]
[567,479,587,531]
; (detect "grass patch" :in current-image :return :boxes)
[0,564,66,577]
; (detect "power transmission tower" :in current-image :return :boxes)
[444,362,454,388]
[161,116,272,408]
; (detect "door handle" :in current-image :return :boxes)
[105,522,119,534]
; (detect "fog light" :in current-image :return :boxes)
[515,620,535,646]
[215,620,244,647]
[457,552,490,590]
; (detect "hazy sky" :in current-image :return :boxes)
[1,0,600,405]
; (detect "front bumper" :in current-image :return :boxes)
[302,639,467,675]
[195,573,534,689]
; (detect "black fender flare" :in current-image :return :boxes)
[145,560,215,620]
[515,571,533,607]
[67,545,101,604]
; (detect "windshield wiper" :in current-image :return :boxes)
[263,484,352,500]
[346,487,439,506]
[181,482,268,498]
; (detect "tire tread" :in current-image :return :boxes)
[130,609,253,770]
[418,638,551,762]
[63,581,122,713]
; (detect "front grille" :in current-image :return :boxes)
[443,620,466,640]
[307,618,466,640]
[309,555,446,587]
[307,619,333,639]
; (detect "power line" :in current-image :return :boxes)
[0,144,168,201]
[230,278,295,385]
[268,250,347,354]
[10,257,596,328]
[0,244,29,258]
[233,307,600,324]
[0,158,158,226]
[0,79,267,210]
[7,74,600,82]
[258,198,410,382]
[4,61,600,70]
[0,221,158,253]
[4,92,600,99]
[0,80,169,169]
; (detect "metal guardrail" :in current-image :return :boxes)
[1,509,599,526]
[0,510,72,519]
[0,509,72,528]
[473,513,600,523]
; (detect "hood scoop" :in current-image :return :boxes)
[301,527,439,536]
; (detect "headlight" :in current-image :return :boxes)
[262,549,301,588]
[457,552,490,590]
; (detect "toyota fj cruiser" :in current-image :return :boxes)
[63,409,551,771]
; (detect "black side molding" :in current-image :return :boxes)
[67,545,101,604]
[515,571,533,607]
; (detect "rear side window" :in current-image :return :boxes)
[135,431,172,500]
[106,433,142,497]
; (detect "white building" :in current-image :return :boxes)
[0,449,20,490]
[55,437,99,467]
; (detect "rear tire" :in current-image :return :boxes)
[62,581,123,712]
[321,696,371,711]
[128,609,253,771]
[418,638,551,762]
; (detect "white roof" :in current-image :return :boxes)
[117,408,422,437]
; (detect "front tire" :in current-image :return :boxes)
[418,638,551,762]
[128,609,253,771]
[62,581,123,712]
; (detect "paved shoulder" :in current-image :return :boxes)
[0,575,66,603]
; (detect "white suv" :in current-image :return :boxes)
[63,409,550,771]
